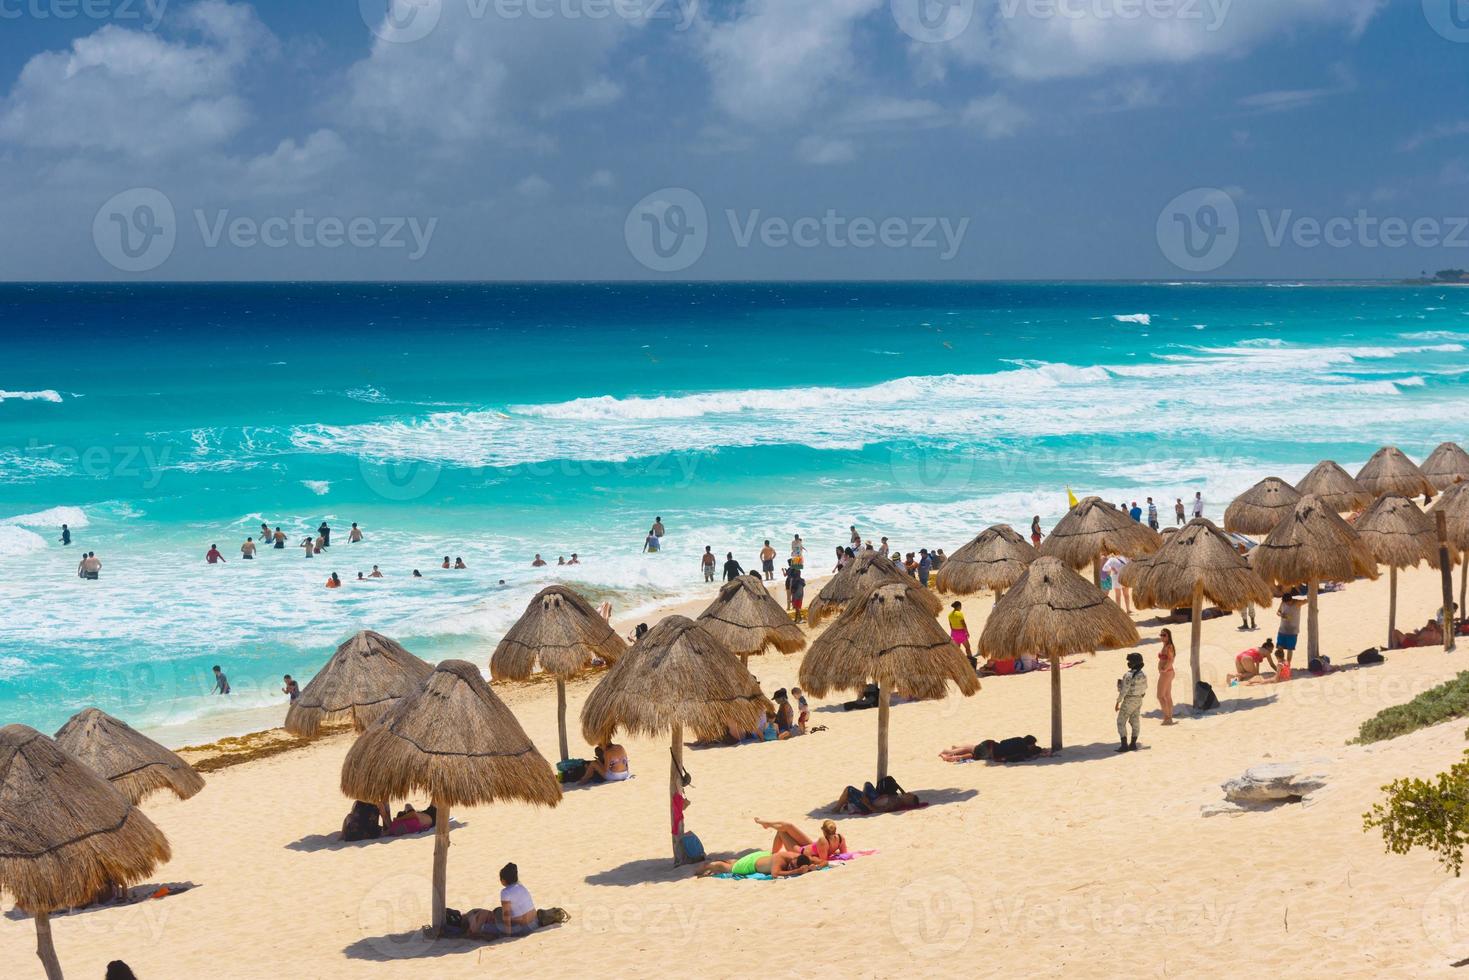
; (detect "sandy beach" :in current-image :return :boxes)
[4,562,1467,978]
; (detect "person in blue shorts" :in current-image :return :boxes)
[1276,593,1303,665]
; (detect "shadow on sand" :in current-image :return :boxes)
[343,922,566,962]
[285,819,467,853]
[5,882,200,921]
[584,851,739,887]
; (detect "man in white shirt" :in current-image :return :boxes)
[1192,492,1204,519]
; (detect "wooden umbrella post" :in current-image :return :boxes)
[1049,653,1063,752]
[431,800,450,936]
[556,679,569,763]
[670,723,686,865]
[1387,565,1398,650]
[35,912,62,980]
[1189,583,1204,711]
[876,684,890,782]
[1306,581,1320,663]
[1438,512,1457,653]
[1092,555,1103,588]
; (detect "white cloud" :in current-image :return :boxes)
[796,135,856,164]
[239,129,349,195]
[515,174,553,200]
[339,3,639,143]
[0,0,273,160]
[914,0,1387,81]
[698,0,884,126]
[961,93,1027,138]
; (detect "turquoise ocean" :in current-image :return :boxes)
[0,281,1465,741]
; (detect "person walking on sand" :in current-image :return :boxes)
[948,601,972,658]
[1115,652,1147,752]
[1146,497,1159,531]
[59,523,71,546]
[205,543,227,565]
[1174,499,1186,526]
[702,546,716,583]
[723,552,744,583]
[212,665,231,695]
[349,522,363,543]
[1192,492,1204,520]
[787,566,806,623]
[241,537,256,560]
[1156,628,1177,725]
[1031,516,1042,547]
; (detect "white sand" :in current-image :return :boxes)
[5,565,1469,978]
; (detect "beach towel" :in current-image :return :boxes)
[830,849,878,862]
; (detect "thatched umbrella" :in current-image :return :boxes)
[581,616,769,864]
[807,550,940,626]
[54,707,204,805]
[285,630,435,738]
[1356,446,1435,500]
[800,581,979,782]
[340,660,559,934]
[0,725,171,980]
[1294,460,1372,514]
[1429,482,1469,613]
[490,585,627,762]
[695,574,806,667]
[1127,519,1273,701]
[1422,442,1469,492]
[1251,495,1379,663]
[978,557,1140,751]
[1224,477,1302,535]
[934,524,1037,598]
[1356,494,1441,648]
[1038,496,1162,586]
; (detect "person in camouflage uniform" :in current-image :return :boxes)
[1115,651,1147,752]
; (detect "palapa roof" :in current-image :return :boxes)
[1355,494,1440,569]
[340,660,560,809]
[580,616,771,744]
[980,557,1139,659]
[1429,482,1469,550]
[807,550,941,626]
[0,725,170,914]
[1224,477,1302,535]
[1355,446,1434,499]
[1251,494,1380,586]
[491,585,626,681]
[54,708,204,806]
[1422,442,1469,491]
[695,575,806,657]
[1037,497,1162,569]
[285,630,435,738]
[1294,460,1372,513]
[1126,519,1273,612]
[799,581,980,701]
[934,524,1037,595]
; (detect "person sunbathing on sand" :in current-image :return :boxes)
[941,735,1049,764]
[576,742,630,784]
[386,804,436,835]
[830,777,919,814]
[696,851,815,878]
[755,818,846,865]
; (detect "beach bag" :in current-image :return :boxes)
[1101,574,1113,592]
[1193,681,1219,712]
[1358,649,1385,665]
[680,832,705,862]
[556,759,588,784]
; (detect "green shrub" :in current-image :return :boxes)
[1365,753,1469,876]
[1354,671,1469,745]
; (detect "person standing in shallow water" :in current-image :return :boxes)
[318,522,331,547]
[212,665,231,695]
[59,523,70,546]
[760,540,776,581]
[349,522,363,543]
[651,517,665,539]
[701,546,716,583]
[1174,499,1186,526]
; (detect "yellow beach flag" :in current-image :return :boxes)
[1066,486,1079,509]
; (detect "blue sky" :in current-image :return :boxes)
[1,0,1467,280]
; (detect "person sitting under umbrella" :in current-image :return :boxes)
[576,742,630,784]
[465,863,569,937]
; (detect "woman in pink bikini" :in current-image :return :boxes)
[754,818,847,866]
[1156,628,1177,725]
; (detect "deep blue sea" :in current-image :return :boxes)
[1,281,1465,740]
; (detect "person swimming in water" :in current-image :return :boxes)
[327,573,342,588]
[369,565,383,578]
[454,557,467,569]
